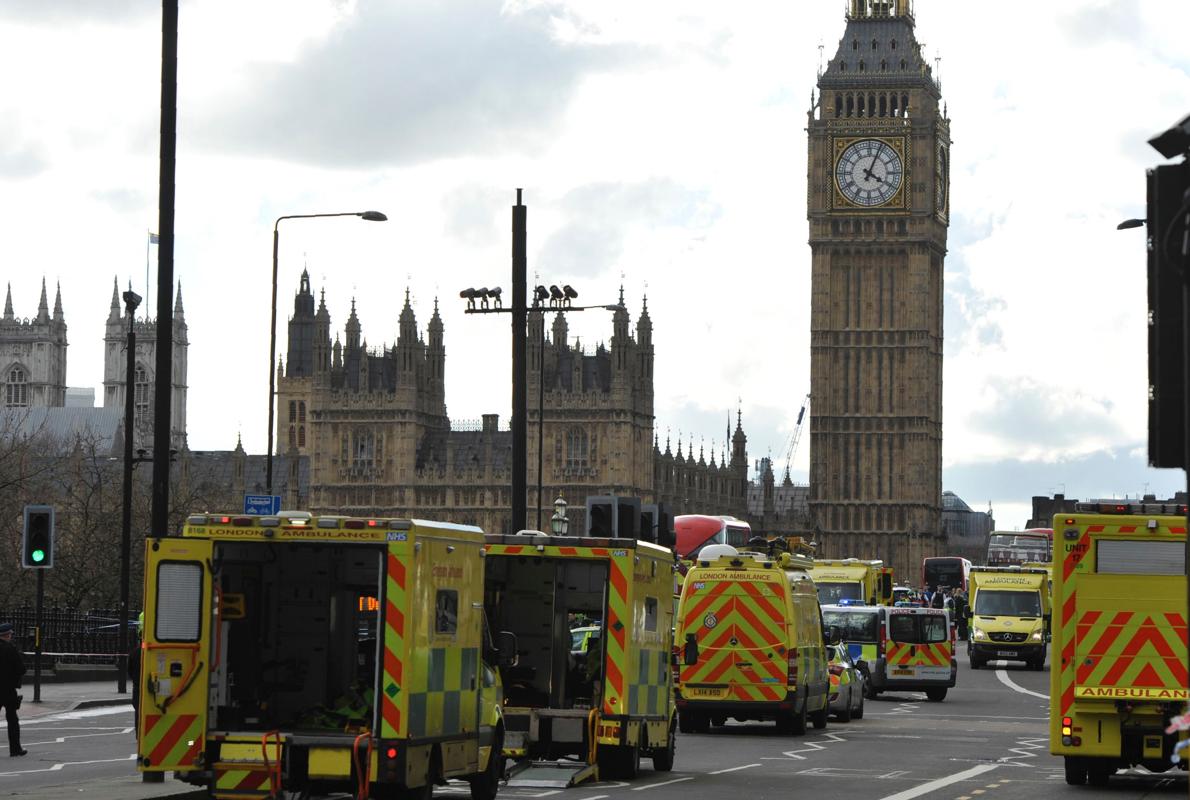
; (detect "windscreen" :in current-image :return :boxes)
[816,582,863,604]
[974,589,1041,617]
[987,533,1050,565]
[822,609,878,642]
[924,559,963,590]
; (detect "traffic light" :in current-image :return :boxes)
[22,505,55,569]
[586,496,615,537]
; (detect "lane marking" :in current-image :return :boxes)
[995,669,1048,700]
[709,763,760,774]
[0,753,136,777]
[631,776,694,791]
[874,763,999,800]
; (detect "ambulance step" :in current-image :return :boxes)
[505,760,598,788]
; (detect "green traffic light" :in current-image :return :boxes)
[31,549,45,563]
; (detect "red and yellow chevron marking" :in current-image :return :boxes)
[603,557,630,715]
[885,642,949,667]
[141,713,202,769]
[679,586,786,702]
[1056,523,1096,717]
[213,764,274,798]
[381,549,408,739]
[485,544,612,559]
[1075,610,1188,689]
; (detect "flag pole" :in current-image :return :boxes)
[145,231,152,314]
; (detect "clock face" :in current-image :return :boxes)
[936,145,948,214]
[835,139,903,207]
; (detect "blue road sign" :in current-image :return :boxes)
[244,494,282,515]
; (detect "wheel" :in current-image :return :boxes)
[792,700,808,735]
[970,655,984,670]
[925,687,947,702]
[810,698,828,729]
[710,715,727,727]
[853,692,864,720]
[1063,756,1087,786]
[598,736,641,780]
[1030,657,1045,672]
[1087,760,1114,787]
[692,712,710,734]
[468,729,503,800]
[652,720,676,772]
[836,692,852,723]
[678,709,695,734]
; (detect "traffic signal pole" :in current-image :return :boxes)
[33,569,43,703]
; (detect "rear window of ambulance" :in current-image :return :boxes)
[822,609,878,642]
[1096,540,1184,575]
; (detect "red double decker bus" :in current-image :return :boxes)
[673,514,752,559]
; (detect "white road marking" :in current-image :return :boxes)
[578,795,609,799]
[763,731,849,761]
[631,776,694,791]
[709,763,760,774]
[995,669,1049,700]
[874,763,1000,800]
[16,706,132,724]
[0,753,137,777]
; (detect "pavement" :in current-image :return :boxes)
[3,682,205,799]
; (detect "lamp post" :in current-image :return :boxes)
[117,286,141,696]
[462,278,622,532]
[551,494,569,535]
[267,210,387,492]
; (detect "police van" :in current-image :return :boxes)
[823,604,955,702]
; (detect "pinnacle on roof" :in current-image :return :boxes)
[110,277,120,311]
[4,283,13,320]
[53,282,63,320]
[36,277,49,322]
[174,282,184,315]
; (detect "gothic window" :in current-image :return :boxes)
[299,401,306,423]
[298,426,306,447]
[846,94,854,116]
[134,365,151,417]
[566,427,589,470]
[852,39,858,50]
[353,429,375,469]
[4,365,27,407]
[900,58,907,71]
[840,61,847,73]
[289,426,296,447]
[880,60,887,75]
[858,59,865,73]
[871,39,877,50]
[891,39,897,50]
[289,401,296,423]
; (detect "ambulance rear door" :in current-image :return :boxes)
[140,537,213,773]
[883,608,951,684]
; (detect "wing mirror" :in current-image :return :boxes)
[495,631,519,667]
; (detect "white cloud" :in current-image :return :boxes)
[0,0,1187,520]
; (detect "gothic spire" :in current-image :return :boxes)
[3,283,13,320]
[109,276,121,322]
[174,281,185,316]
[53,282,63,321]
[36,277,49,323]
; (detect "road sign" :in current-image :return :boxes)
[244,494,281,515]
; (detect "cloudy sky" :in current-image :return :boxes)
[1,0,1188,529]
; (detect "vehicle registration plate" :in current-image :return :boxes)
[688,687,726,698]
[996,651,1016,657]
[892,669,915,676]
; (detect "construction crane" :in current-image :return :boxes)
[781,393,811,483]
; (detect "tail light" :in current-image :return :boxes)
[878,621,887,657]
[1061,716,1073,736]
[671,646,680,683]
[787,653,798,686]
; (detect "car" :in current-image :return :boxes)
[827,642,865,722]
[570,625,600,654]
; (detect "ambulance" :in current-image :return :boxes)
[483,529,677,786]
[1050,502,1189,786]
[675,545,831,735]
[808,559,893,606]
[966,567,1050,670]
[138,513,507,800]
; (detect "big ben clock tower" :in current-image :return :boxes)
[807,0,948,581]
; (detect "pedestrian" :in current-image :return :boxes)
[128,613,142,735]
[0,621,28,757]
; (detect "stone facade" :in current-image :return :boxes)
[1,280,68,409]
[805,0,947,581]
[277,273,749,533]
[102,278,189,450]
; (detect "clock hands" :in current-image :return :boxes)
[861,144,884,183]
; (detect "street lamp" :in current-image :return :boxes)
[267,210,387,492]
[118,285,141,696]
[551,494,569,535]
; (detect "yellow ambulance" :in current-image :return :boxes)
[139,513,506,800]
[808,558,893,606]
[675,545,831,735]
[966,567,1050,670]
[1050,503,1189,786]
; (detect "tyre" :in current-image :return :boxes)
[1087,760,1114,787]
[678,709,695,734]
[970,655,984,670]
[710,715,727,728]
[810,698,828,730]
[1063,756,1087,786]
[468,730,503,800]
[1030,657,1045,672]
[692,712,710,734]
[792,701,808,735]
[597,738,641,781]
[853,692,864,720]
[836,693,852,723]
[652,721,676,772]
[925,687,947,702]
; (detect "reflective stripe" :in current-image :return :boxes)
[381,549,408,739]
[141,713,202,768]
[604,558,630,714]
